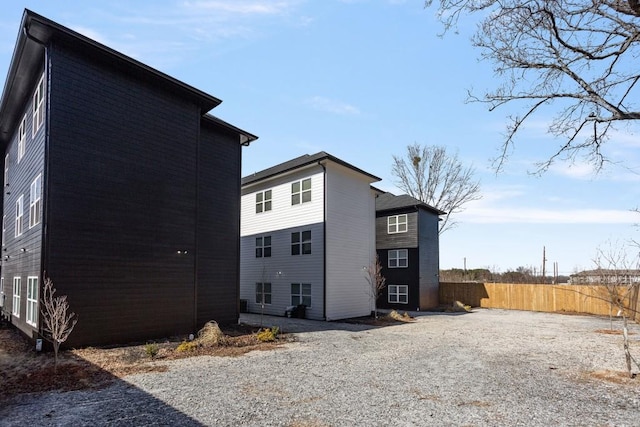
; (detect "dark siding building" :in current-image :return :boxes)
[375,192,444,311]
[0,10,256,347]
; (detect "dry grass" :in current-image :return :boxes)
[595,329,636,336]
[588,369,637,383]
[0,323,289,401]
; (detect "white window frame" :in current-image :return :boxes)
[32,73,45,137]
[291,230,312,255]
[29,174,42,228]
[26,276,38,327]
[291,178,311,205]
[4,154,9,186]
[255,282,272,305]
[0,277,4,308]
[388,214,408,234]
[388,284,408,304]
[291,283,311,307]
[255,236,272,258]
[12,277,21,317]
[2,214,5,246]
[255,190,272,213]
[15,195,24,237]
[18,115,26,162]
[388,249,408,268]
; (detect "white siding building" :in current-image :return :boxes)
[240,152,380,320]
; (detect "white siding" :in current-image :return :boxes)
[241,167,324,236]
[324,162,377,320]
[240,166,325,320]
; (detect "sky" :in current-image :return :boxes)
[1,1,639,276]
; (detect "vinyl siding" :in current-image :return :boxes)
[240,223,324,320]
[1,64,46,338]
[241,167,324,236]
[375,210,419,249]
[418,209,440,309]
[44,43,200,347]
[324,162,377,320]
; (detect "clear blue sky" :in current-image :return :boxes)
[2,1,638,275]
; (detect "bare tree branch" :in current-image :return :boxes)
[41,276,78,370]
[392,144,481,234]
[365,254,386,319]
[425,0,640,172]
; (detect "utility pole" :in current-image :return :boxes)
[541,246,547,284]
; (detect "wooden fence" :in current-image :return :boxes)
[439,282,640,321]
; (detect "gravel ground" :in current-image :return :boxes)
[1,309,639,427]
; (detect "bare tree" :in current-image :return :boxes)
[593,242,640,378]
[424,0,640,172]
[41,277,78,370]
[392,144,481,234]
[365,254,387,319]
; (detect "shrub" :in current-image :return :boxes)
[256,326,279,342]
[144,342,159,359]
[176,341,199,353]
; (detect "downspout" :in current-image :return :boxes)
[318,161,327,320]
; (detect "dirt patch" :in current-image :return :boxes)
[587,369,637,383]
[595,328,636,335]
[0,323,289,401]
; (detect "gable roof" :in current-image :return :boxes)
[0,9,228,146]
[375,192,445,216]
[242,151,381,186]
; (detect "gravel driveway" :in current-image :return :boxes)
[1,309,639,426]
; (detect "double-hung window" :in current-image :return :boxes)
[12,277,21,317]
[255,282,272,305]
[30,174,41,228]
[256,190,272,213]
[4,154,9,185]
[388,249,408,268]
[15,195,23,237]
[32,73,45,137]
[291,283,311,307]
[291,178,311,205]
[0,277,4,308]
[388,214,408,234]
[291,230,311,255]
[26,277,38,327]
[255,236,272,258]
[18,116,26,162]
[388,285,408,304]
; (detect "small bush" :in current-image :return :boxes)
[256,326,279,342]
[144,342,159,359]
[176,341,199,353]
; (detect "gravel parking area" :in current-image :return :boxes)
[1,309,639,426]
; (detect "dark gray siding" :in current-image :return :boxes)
[375,211,418,249]
[1,65,45,337]
[196,122,241,327]
[45,43,200,347]
[376,248,420,310]
[418,209,440,309]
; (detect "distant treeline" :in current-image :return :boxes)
[440,268,569,284]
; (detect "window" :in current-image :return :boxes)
[255,190,272,213]
[388,249,408,268]
[255,236,272,258]
[2,215,5,246]
[388,285,408,304]
[18,116,26,162]
[291,283,311,307]
[29,175,41,228]
[0,277,4,308]
[388,214,408,234]
[4,154,8,185]
[291,178,311,205]
[15,195,23,237]
[12,277,21,317]
[27,277,38,327]
[32,73,45,137]
[291,230,311,255]
[255,282,271,305]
